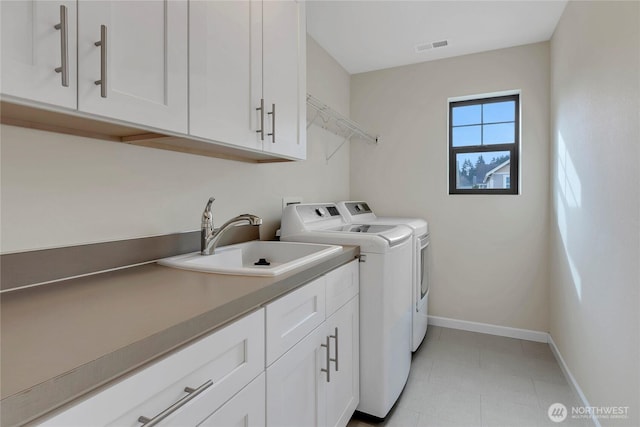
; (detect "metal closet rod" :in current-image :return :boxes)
[306,94,379,144]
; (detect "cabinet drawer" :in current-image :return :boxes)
[39,309,265,426]
[266,276,326,366]
[326,260,359,317]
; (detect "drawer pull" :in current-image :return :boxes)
[329,327,339,371]
[137,379,213,426]
[94,25,107,98]
[53,5,69,87]
[320,336,331,383]
[267,103,276,143]
[256,98,265,141]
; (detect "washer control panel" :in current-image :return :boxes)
[295,204,343,225]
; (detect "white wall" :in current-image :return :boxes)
[0,36,351,253]
[350,43,550,332]
[550,2,640,425]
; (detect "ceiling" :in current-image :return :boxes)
[306,1,568,74]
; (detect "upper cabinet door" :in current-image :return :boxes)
[189,0,262,151]
[77,0,188,133]
[261,0,306,160]
[1,1,77,109]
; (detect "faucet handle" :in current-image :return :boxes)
[202,197,215,228]
[204,197,215,211]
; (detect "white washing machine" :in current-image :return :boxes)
[280,203,413,419]
[337,201,430,352]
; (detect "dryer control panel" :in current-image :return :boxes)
[344,202,372,216]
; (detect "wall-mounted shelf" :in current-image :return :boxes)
[306,94,379,161]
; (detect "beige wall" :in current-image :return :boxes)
[350,42,550,332]
[0,36,350,253]
[550,2,640,425]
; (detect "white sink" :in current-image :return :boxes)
[158,241,342,276]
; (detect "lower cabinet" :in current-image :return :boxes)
[266,325,327,427]
[325,296,359,427]
[266,260,359,427]
[35,260,359,427]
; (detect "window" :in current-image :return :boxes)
[449,94,519,194]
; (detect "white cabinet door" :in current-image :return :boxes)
[260,0,306,160]
[189,0,262,151]
[326,296,360,427]
[266,325,327,427]
[1,0,77,108]
[199,373,265,427]
[77,0,188,133]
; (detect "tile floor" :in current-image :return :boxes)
[348,326,590,427]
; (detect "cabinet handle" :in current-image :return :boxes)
[137,379,213,427]
[329,327,339,372]
[267,103,276,143]
[53,5,69,87]
[94,25,107,98]
[256,98,265,140]
[320,336,331,382]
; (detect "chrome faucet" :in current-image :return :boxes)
[200,197,262,255]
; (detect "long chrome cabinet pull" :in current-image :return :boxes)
[256,98,265,140]
[53,5,69,87]
[320,336,331,382]
[329,327,339,371]
[137,379,213,427]
[94,25,107,98]
[267,103,276,143]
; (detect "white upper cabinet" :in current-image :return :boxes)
[190,0,306,159]
[1,1,77,109]
[1,0,305,161]
[189,0,262,151]
[77,0,188,133]
[260,0,306,159]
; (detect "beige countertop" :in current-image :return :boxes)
[0,246,359,426]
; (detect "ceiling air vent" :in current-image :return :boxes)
[415,40,448,53]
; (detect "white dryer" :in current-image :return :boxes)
[280,203,413,419]
[337,201,430,352]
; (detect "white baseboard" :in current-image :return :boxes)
[426,315,598,427]
[548,335,600,427]
[428,315,548,342]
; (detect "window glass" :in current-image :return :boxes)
[455,151,511,190]
[483,123,515,144]
[483,101,515,123]
[452,125,481,147]
[452,104,481,126]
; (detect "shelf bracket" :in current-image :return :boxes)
[326,130,354,163]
